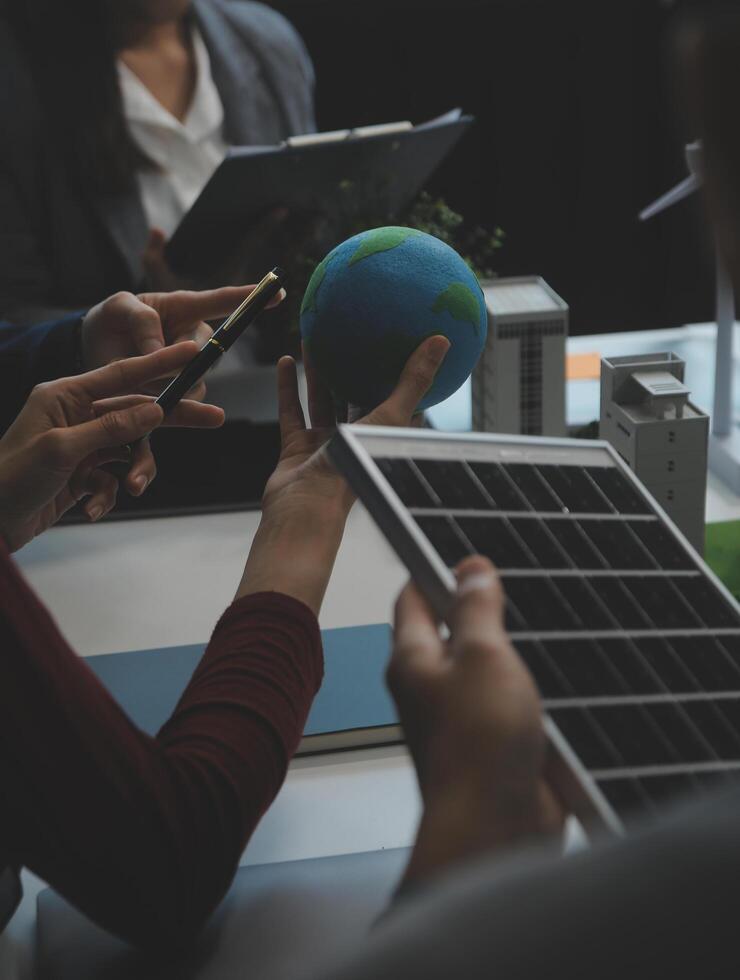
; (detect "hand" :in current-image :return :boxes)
[0,345,224,552]
[81,281,286,398]
[389,556,565,886]
[235,334,450,615]
[264,335,450,520]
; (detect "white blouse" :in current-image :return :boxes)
[117,28,229,239]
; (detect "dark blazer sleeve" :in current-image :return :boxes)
[0,314,83,434]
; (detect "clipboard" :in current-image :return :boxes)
[165,109,474,276]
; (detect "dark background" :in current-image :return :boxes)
[265,0,719,336]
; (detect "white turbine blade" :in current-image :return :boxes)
[639,174,702,221]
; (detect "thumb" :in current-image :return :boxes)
[59,402,164,462]
[451,556,506,654]
[364,335,450,426]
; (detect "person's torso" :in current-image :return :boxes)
[0,0,316,319]
[118,27,229,240]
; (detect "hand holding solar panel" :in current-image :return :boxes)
[389,555,566,880]
[329,427,740,834]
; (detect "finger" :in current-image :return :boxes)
[451,556,507,655]
[71,342,201,400]
[68,448,128,501]
[192,322,214,346]
[363,335,450,426]
[137,378,207,401]
[184,379,207,403]
[117,291,166,356]
[151,283,286,325]
[92,395,224,427]
[302,343,334,429]
[159,319,213,348]
[125,437,156,496]
[277,356,306,442]
[82,468,120,522]
[390,579,445,684]
[48,401,164,465]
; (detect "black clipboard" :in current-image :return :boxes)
[166,110,474,276]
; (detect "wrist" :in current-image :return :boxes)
[236,502,350,615]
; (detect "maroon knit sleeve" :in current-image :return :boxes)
[0,540,323,950]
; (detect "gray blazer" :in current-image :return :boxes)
[0,0,316,324]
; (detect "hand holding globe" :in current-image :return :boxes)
[299,227,488,413]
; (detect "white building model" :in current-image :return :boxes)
[472,276,568,437]
[599,352,708,554]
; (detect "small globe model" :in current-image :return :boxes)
[299,227,487,410]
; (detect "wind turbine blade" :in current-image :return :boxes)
[639,174,702,221]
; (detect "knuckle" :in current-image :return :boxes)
[98,410,125,439]
[105,291,134,315]
[29,381,53,404]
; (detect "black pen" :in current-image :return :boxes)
[156,266,287,416]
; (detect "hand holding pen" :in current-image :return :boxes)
[155,268,288,415]
[103,269,287,488]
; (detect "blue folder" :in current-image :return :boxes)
[86,623,401,753]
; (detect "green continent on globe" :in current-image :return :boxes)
[431,282,481,333]
[349,227,421,266]
[300,252,332,315]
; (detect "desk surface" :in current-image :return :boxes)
[7,322,740,977]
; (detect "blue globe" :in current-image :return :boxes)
[299,227,487,410]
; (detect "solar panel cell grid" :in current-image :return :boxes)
[360,447,740,827]
[508,519,569,568]
[469,462,528,510]
[457,517,534,568]
[586,467,653,515]
[504,464,561,512]
[596,639,663,694]
[545,520,605,568]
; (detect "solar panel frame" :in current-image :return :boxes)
[328,425,740,836]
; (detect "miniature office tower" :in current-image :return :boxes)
[472,276,568,437]
[599,352,709,554]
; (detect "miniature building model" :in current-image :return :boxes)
[599,352,709,553]
[472,276,568,437]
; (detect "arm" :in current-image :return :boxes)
[0,333,448,951]
[0,539,322,951]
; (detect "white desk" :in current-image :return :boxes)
[7,321,740,979]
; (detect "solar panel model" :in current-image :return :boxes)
[328,426,740,834]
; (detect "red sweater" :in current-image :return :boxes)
[0,540,323,950]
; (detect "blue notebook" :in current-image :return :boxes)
[85,624,401,754]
